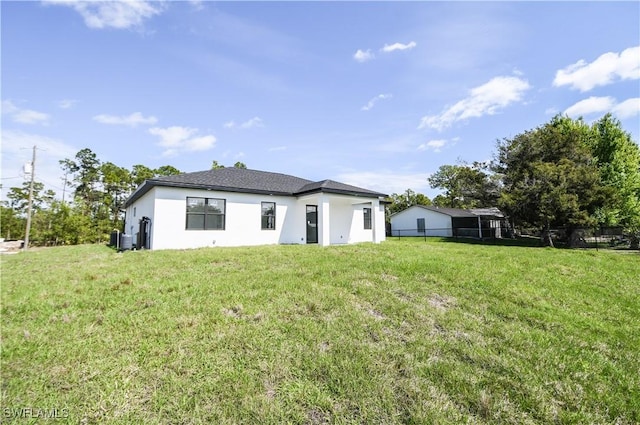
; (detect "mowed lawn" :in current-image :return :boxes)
[1,239,638,424]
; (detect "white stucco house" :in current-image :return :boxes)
[389,205,506,238]
[122,168,387,250]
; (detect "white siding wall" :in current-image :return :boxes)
[124,188,156,245]
[374,201,385,243]
[390,206,453,237]
[341,202,373,244]
[300,195,382,245]
[150,187,305,249]
[128,187,386,250]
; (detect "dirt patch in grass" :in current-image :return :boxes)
[307,408,330,424]
[428,294,456,311]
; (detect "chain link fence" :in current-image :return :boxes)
[387,225,636,250]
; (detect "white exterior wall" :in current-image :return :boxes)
[124,188,156,245]
[127,187,386,250]
[298,194,383,246]
[373,201,385,243]
[150,187,305,249]
[390,206,453,237]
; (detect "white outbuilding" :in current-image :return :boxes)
[389,205,506,238]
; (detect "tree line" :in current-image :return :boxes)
[0,156,250,246]
[2,114,638,248]
[1,149,183,245]
[386,114,639,248]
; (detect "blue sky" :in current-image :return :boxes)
[2,1,639,200]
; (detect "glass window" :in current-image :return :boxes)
[186,197,225,230]
[417,218,425,233]
[262,202,276,230]
[363,208,372,230]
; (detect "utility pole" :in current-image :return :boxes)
[23,145,36,251]
[61,171,68,203]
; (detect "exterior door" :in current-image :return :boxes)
[306,205,318,244]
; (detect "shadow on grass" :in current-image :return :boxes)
[387,235,544,248]
[437,236,544,248]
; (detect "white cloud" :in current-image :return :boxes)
[224,117,264,129]
[361,94,392,111]
[564,96,616,118]
[57,99,78,109]
[354,42,416,63]
[336,171,431,196]
[381,41,417,53]
[418,76,531,131]
[93,112,158,127]
[185,136,216,152]
[612,98,640,119]
[268,146,287,152]
[1,130,78,199]
[417,139,449,153]
[188,0,204,11]
[148,126,216,156]
[240,117,264,129]
[553,45,640,92]
[564,96,640,120]
[2,100,50,125]
[13,110,50,125]
[354,49,375,63]
[545,107,559,115]
[44,0,164,30]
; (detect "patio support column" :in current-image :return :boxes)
[372,199,383,243]
[318,195,331,246]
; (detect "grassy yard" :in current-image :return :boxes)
[1,239,638,424]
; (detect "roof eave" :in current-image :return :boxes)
[295,187,387,198]
[124,180,296,207]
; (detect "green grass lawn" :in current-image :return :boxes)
[1,239,638,424]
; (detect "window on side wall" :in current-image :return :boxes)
[186,197,225,230]
[261,202,276,230]
[363,207,372,229]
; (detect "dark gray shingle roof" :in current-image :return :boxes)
[296,179,386,197]
[152,168,313,194]
[124,168,387,207]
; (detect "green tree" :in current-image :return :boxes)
[59,158,79,203]
[72,148,101,209]
[5,181,54,214]
[0,204,25,240]
[211,160,247,169]
[155,165,182,176]
[101,162,132,228]
[131,164,155,188]
[429,163,500,208]
[589,114,640,248]
[496,115,606,246]
[386,189,431,217]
